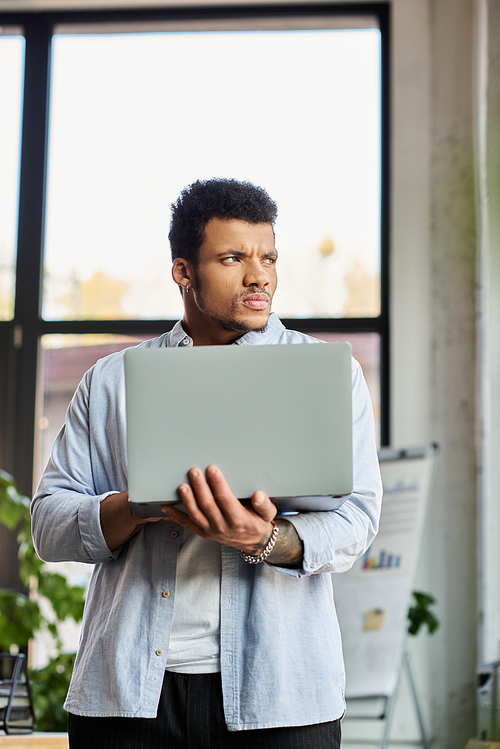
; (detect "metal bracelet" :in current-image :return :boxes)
[239,521,279,564]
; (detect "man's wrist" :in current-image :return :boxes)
[237,521,275,556]
[239,521,279,564]
[236,519,304,569]
[100,491,149,550]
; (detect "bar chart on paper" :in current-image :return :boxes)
[362,548,402,571]
[333,445,438,698]
[348,455,427,581]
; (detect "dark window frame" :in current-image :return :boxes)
[0,2,390,500]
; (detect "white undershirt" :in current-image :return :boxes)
[166,530,222,673]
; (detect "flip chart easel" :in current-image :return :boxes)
[333,444,438,748]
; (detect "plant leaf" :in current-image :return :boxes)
[408,590,440,636]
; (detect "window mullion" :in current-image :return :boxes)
[13,15,53,495]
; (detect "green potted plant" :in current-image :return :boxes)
[408,590,440,636]
[0,470,86,731]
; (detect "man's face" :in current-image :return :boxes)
[189,218,278,336]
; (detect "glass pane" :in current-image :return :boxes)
[43,26,380,321]
[0,33,24,321]
[35,334,149,485]
[310,332,380,445]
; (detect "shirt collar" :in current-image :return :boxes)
[167,312,285,348]
[167,320,192,348]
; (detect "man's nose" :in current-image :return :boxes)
[243,260,270,287]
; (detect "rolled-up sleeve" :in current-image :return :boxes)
[276,358,383,578]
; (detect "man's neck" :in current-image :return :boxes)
[181,317,243,347]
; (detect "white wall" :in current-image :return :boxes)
[428,0,478,743]
[381,1,478,746]
[476,0,500,667]
[385,0,498,746]
[397,1,500,745]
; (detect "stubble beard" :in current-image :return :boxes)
[193,272,271,335]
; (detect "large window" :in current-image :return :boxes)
[0,4,389,498]
[0,29,24,321]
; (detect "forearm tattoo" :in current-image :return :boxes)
[265,518,304,568]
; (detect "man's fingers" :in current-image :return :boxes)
[205,465,234,499]
[172,465,277,549]
[204,465,244,520]
[173,468,228,531]
[205,466,277,524]
[175,480,215,531]
[161,503,209,538]
[250,491,277,522]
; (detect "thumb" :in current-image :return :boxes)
[251,491,277,522]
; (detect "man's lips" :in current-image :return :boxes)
[240,294,270,311]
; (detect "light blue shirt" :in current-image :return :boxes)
[32,313,382,730]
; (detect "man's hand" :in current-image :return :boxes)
[100,491,165,551]
[164,465,275,555]
[164,465,304,567]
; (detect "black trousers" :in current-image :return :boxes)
[68,671,341,749]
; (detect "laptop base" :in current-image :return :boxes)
[129,494,348,518]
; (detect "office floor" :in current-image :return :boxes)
[0,734,68,748]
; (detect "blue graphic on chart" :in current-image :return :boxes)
[349,459,425,578]
[362,548,402,570]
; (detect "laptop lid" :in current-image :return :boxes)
[125,341,352,516]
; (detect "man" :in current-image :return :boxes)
[32,178,382,749]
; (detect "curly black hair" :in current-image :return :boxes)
[169,178,278,266]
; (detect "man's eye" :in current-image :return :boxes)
[222,256,239,264]
[264,257,277,265]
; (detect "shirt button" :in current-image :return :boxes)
[162,590,171,598]
[310,563,316,569]
[155,649,163,656]
[170,531,178,539]
[181,338,189,346]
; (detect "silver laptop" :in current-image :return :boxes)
[125,342,353,517]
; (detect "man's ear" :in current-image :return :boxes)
[172,258,192,290]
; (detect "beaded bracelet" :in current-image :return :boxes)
[239,521,279,564]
